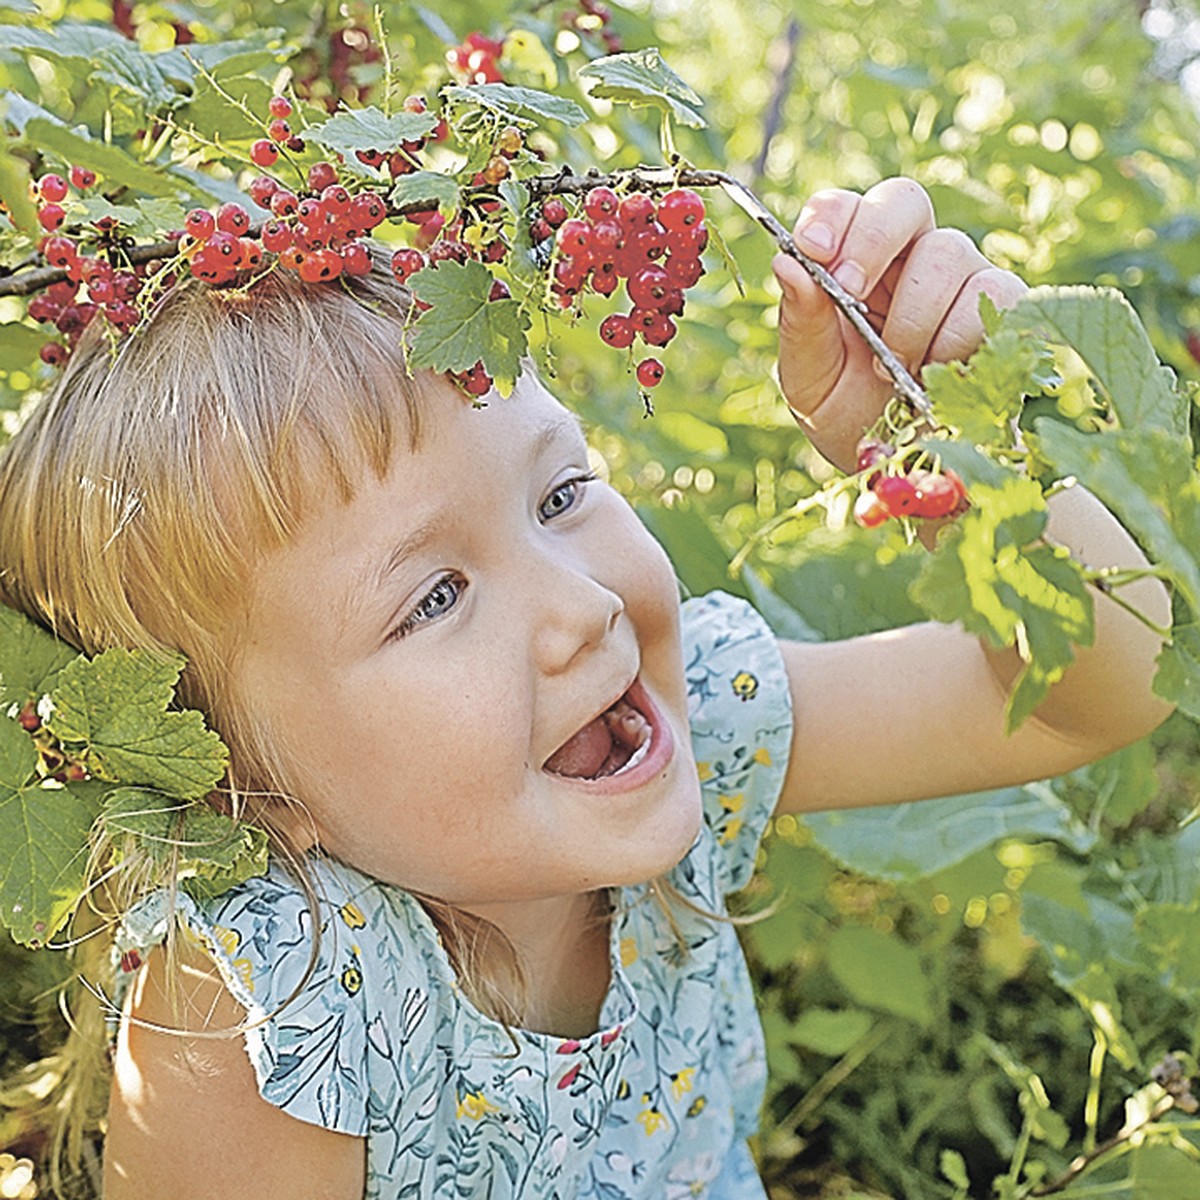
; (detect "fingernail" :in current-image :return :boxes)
[833,261,866,297]
[796,221,834,252]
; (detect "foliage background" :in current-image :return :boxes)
[3,0,1200,1196]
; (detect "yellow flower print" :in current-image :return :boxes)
[696,761,713,782]
[210,924,240,959]
[198,925,254,994]
[619,937,639,967]
[670,1068,695,1101]
[456,1091,501,1120]
[720,792,745,813]
[637,1105,667,1135]
[731,671,758,701]
[339,902,366,929]
[686,1095,707,1118]
[752,746,772,766]
[718,818,744,846]
[340,965,362,995]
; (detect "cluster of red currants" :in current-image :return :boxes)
[852,437,969,527]
[182,94,408,286]
[538,185,708,391]
[446,32,506,84]
[561,0,623,54]
[30,168,154,363]
[15,702,88,784]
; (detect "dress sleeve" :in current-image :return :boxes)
[681,591,793,893]
[116,865,372,1137]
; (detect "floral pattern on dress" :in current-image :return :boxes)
[115,591,792,1199]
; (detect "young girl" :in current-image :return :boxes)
[0,177,1170,1199]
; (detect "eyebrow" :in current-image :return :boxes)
[344,409,587,627]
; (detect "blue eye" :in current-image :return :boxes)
[539,472,597,522]
[392,573,466,640]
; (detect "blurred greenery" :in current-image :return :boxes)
[4,0,1200,1196]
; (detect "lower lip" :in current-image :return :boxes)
[549,678,676,795]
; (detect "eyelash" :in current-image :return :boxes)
[391,572,466,641]
[388,473,597,642]
[539,471,597,522]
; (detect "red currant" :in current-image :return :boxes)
[599,314,635,349]
[216,202,250,235]
[618,192,655,229]
[320,184,352,214]
[38,174,69,203]
[38,203,66,232]
[41,236,77,268]
[184,208,215,239]
[853,490,890,529]
[307,161,339,192]
[250,139,279,168]
[270,190,299,218]
[69,165,97,190]
[39,342,68,366]
[584,186,619,221]
[636,357,664,388]
[349,193,387,229]
[627,265,672,310]
[268,118,291,143]
[541,197,569,227]
[873,475,919,518]
[248,175,279,209]
[341,242,373,276]
[268,95,293,119]
[390,248,427,282]
[656,188,705,232]
[556,219,591,256]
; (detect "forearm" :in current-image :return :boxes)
[982,482,1173,750]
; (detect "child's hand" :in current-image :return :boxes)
[772,177,1025,473]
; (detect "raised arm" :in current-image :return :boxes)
[767,178,1172,814]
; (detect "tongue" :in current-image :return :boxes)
[545,715,614,778]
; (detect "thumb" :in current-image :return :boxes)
[773,252,847,420]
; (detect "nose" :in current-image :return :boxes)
[531,561,624,676]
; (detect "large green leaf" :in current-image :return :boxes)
[408,260,530,388]
[826,926,932,1026]
[1034,422,1200,615]
[0,606,79,710]
[803,784,1093,881]
[1000,286,1187,439]
[48,649,228,799]
[578,48,706,129]
[389,170,463,213]
[21,117,181,198]
[0,718,103,946]
[910,463,1094,730]
[1154,624,1200,720]
[442,83,585,128]
[307,106,439,160]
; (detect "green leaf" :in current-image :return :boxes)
[789,1008,876,1056]
[1000,285,1187,439]
[0,605,79,710]
[803,784,1094,881]
[1155,624,1200,720]
[441,83,586,128]
[306,107,438,160]
[22,118,181,198]
[578,48,706,129]
[0,136,38,235]
[408,259,531,387]
[826,926,932,1026]
[101,787,254,869]
[0,717,103,946]
[388,170,462,213]
[923,323,1054,446]
[1034,422,1200,614]
[910,466,1094,730]
[74,196,187,241]
[48,649,228,799]
[1130,1144,1200,1200]
[0,322,50,366]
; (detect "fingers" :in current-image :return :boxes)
[928,267,1027,363]
[773,250,849,417]
[794,178,936,299]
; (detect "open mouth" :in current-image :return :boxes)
[544,687,654,780]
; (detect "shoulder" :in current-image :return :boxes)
[117,856,440,1136]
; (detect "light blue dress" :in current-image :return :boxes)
[117,592,793,1199]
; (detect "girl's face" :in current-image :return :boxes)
[236,372,702,920]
